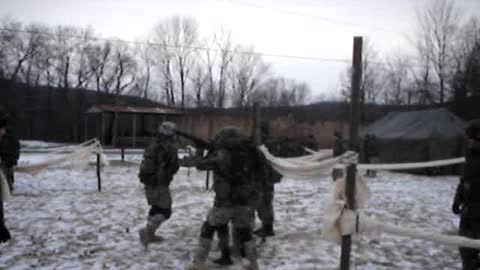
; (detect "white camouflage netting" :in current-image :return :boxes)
[260,146,479,250]
[15,139,108,175]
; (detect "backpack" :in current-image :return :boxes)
[138,143,163,186]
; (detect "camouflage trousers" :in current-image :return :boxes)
[194,206,257,263]
[207,206,253,228]
[1,167,14,192]
[459,217,480,270]
[144,186,172,232]
[0,182,10,243]
[145,185,172,209]
[254,191,274,225]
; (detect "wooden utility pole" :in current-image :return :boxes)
[340,36,363,270]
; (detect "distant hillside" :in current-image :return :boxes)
[1,78,478,144]
[0,79,165,142]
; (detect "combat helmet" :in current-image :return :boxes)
[157,121,176,137]
[466,119,480,140]
[214,126,246,148]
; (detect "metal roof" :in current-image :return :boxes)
[86,104,183,115]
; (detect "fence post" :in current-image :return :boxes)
[340,36,363,270]
[97,153,102,192]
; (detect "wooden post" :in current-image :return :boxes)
[205,119,213,190]
[121,147,125,161]
[340,36,363,270]
[132,114,137,148]
[97,153,102,192]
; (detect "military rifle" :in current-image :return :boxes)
[175,130,213,190]
[175,130,213,151]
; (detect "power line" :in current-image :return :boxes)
[294,0,360,12]
[221,0,407,36]
[0,27,352,64]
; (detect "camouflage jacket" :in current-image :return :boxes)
[333,138,347,157]
[257,141,282,193]
[0,129,20,168]
[138,138,179,187]
[457,139,480,218]
[196,146,256,207]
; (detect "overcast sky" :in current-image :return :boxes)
[2,0,480,100]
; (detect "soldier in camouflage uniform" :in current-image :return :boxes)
[138,122,179,247]
[0,124,20,192]
[452,119,480,270]
[363,134,379,177]
[189,127,259,270]
[0,107,11,243]
[253,124,282,238]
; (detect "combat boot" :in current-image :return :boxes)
[190,238,212,269]
[138,226,164,248]
[263,224,275,236]
[246,261,260,270]
[213,248,233,265]
[0,225,11,243]
[186,261,208,270]
[254,224,275,237]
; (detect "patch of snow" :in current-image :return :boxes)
[1,153,463,269]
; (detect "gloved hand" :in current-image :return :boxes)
[452,203,462,215]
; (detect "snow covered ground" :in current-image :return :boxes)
[0,150,463,270]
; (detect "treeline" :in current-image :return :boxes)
[0,16,310,108]
[338,0,480,106]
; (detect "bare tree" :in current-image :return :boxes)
[5,22,47,83]
[172,16,198,108]
[416,0,460,104]
[204,47,216,107]
[53,26,79,89]
[85,41,113,96]
[230,46,270,107]
[152,22,175,105]
[451,18,480,101]
[152,16,199,107]
[200,30,235,108]
[109,43,137,99]
[73,27,95,89]
[382,55,414,105]
[214,30,234,108]
[254,78,281,106]
[191,61,208,107]
[108,43,137,145]
[17,24,52,86]
[134,41,154,100]
[413,41,436,105]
